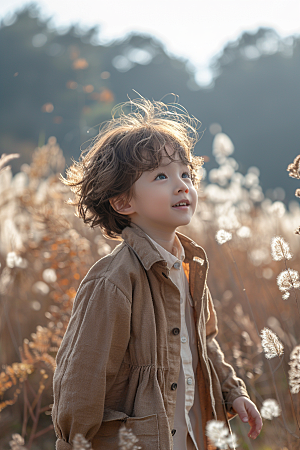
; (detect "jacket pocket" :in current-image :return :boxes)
[93,412,159,450]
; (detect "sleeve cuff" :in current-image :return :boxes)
[225,387,250,415]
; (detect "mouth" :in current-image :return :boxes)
[172,200,190,208]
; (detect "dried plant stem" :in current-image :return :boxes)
[237,422,255,450]
[27,391,42,449]
[247,375,292,446]
[23,381,35,422]
[32,423,54,439]
[261,279,295,350]
[21,379,53,448]
[273,355,284,373]
[22,383,28,438]
[283,259,300,318]
[281,364,300,433]
[0,289,22,360]
[39,405,52,414]
[226,243,259,335]
[271,419,286,450]
[267,353,299,438]
[224,242,299,439]
[26,379,37,398]
[0,153,20,172]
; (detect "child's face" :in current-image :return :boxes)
[124,145,198,233]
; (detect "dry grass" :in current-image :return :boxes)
[0,134,300,449]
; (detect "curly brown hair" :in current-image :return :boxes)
[60,96,204,240]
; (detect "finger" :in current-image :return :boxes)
[249,419,263,438]
[246,407,262,438]
[237,403,249,423]
[250,409,262,431]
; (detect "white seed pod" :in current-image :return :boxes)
[260,327,284,359]
[271,236,292,261]
[261,399,281,420]
[215,229,232,245]
[277,269,300,292]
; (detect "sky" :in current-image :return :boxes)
[1,0,300,85]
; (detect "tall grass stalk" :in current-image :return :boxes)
[222,242,300,439]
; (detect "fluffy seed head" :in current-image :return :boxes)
[6,252,24,269]
[277,268,300,292]
[270,201,285,218]
[72,434,92,449]
[288,345,300,394]
[205,420,238,449]
[118,424,141,450]
[282,291,290,300]
[287,154,300,179]
[271,236,292,261]
[260,327,284,359]
[216,229,232,245]
[206,420,229,449]
[260,399,281,420]
[295,226,300,235]
[42,268,57,283]
[9,434,26,450]
[212,133,234,158]
[226,433,239,449]
[236,226,252,238]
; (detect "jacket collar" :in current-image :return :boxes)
[145,233,185,271]
[121,223,208,272]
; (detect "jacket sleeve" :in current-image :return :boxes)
[51,277,131,450]
[205,285,250,416]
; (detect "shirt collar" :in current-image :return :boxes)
[145,233,185,270]
[121,223,206,272]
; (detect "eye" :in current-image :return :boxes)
[155,172,167,180]
[154,171,191,180]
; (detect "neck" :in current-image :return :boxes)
[131,222,177,254]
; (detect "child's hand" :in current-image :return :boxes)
[232,396,263,439]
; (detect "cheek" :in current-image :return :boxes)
[191,187,198,211]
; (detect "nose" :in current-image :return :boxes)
[176,177,189,194]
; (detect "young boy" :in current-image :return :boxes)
[52,98,262,450]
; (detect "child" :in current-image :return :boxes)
[52,98,262,450]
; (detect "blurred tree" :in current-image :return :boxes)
[0,3,113,171]
[205,28,300,202]
[1,4,300,201]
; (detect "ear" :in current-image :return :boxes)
[109,195,135,216]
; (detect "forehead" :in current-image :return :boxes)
[156,143,189,166]
[138,143,190,177]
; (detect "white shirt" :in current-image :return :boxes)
[146,233,204,450]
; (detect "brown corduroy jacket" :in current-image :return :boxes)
[52,223,250,450]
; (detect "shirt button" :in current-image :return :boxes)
[171,383,177,391]
[171,429,176,436]
[172,328,180,335]
[187,377,193,385]
[181,336,187,343]
[173,261,181,269]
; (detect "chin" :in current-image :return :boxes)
[177,218,192,227]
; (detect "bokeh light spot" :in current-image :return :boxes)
[42,103,54,113]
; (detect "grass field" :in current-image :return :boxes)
[0,133,300,449]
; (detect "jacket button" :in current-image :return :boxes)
[171,429,176,436]
[172,328,180,335]
[171,383,177,390]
